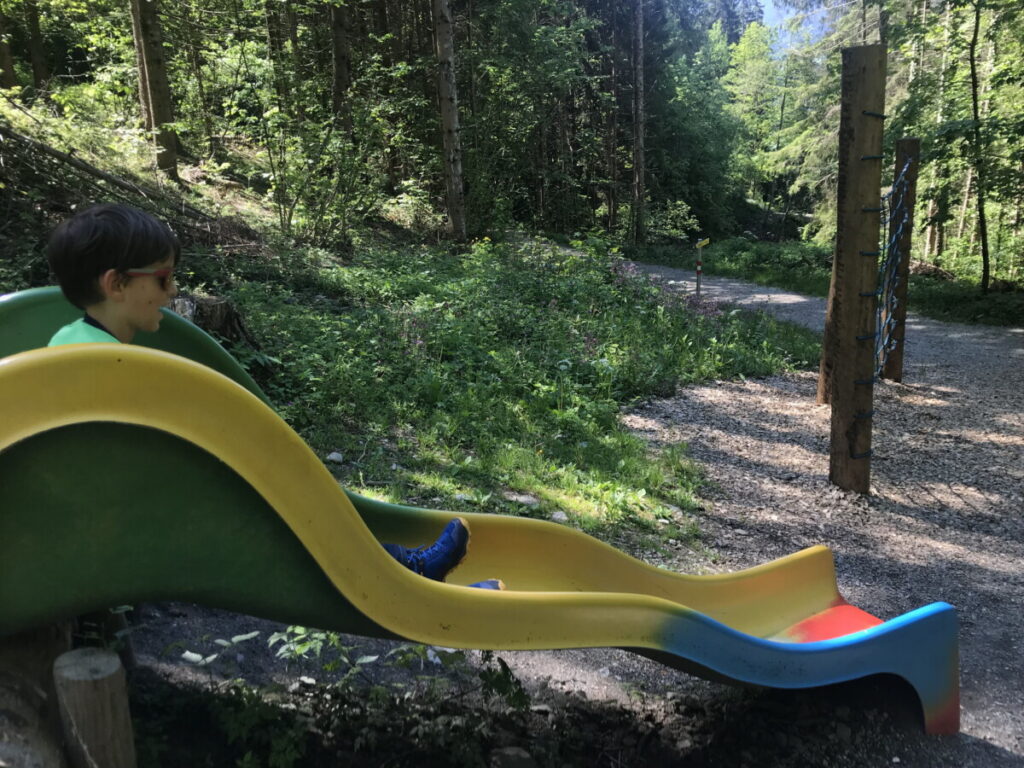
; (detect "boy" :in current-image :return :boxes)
[47,203,180,345]
[46,203,500,587]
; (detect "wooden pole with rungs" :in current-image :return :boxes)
[880,137,920,382]
[819,45,887,494]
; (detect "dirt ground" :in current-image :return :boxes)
[132,266,1024,767]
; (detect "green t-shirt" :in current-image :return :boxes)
[48,317,120,346]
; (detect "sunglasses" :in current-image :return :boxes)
[124,267,176,291]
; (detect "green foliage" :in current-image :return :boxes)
[133,632,541,767]
[226,236,817,534]
[690,238,833,297]
[901,274,1024,326]
[478,651,530,711]
[653,237,1024,327]
[211,686,308,768]
[132,673,311,768]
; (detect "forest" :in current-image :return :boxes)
[0,0,1021,765]
[0,0,1020,289]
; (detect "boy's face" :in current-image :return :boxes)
[117,254,178,336]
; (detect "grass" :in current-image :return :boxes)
[212,234,820,547]
[636,238,1024,327]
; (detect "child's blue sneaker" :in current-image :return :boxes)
[469,578,506,590]
[385,517,470,581]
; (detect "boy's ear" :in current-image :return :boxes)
[97,268,127,302]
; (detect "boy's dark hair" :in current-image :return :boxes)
[47,203,181,309]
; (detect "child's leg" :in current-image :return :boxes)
[381,517,470,581]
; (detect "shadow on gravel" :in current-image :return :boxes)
[130,653,1021,768]
[676,676,1021,768]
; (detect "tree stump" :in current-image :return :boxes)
[53,649,136,768]
[170,294,258,348]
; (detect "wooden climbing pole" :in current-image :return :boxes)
[817,44,887,494]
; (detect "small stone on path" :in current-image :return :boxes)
[503,491,540,507]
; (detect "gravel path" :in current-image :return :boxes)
[619,263,1024,765]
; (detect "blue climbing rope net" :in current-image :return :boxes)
[875,158,913,375]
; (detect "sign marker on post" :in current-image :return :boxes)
[695,237,710,298]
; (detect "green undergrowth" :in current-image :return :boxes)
[637,238,1024,327]
[220,235,818,542]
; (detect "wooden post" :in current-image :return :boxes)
[820,45,887,494]
[880,137,920,382]
[53,648,137,768]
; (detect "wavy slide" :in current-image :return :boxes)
[0,288,958,733]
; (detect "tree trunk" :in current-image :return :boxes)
[24,0,48,94]
[432,0,467,241]
[183,4,215,156]
[128,0,152,131]
[330,2,352,122]
[372,0,392,66]
[537,120,546,223]
[467,0,476,119]
[956,167,974,241]
[605,9,619,232]
[130,0,178,180]
[967,0,991,292]
[924,0,952,264]
[631,0,645,245]
[263,0,289,112]
[284,0,301,73]
[908,0,927,85]
[0,11,18,89]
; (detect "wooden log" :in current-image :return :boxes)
[53,649,136,768]
[826,45,887,494]
[0,624,72,768]
[880,137,920,382]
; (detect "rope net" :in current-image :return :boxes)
[874,158,913,376]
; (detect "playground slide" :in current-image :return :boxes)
[0,288,959,734]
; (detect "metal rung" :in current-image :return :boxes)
[862,111,887,119]
[851,449,873,459]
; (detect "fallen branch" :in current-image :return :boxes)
[0,122,211,222]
